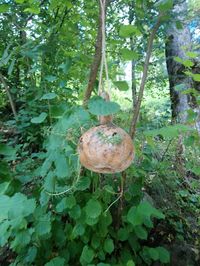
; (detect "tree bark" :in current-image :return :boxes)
[0,73,17,119]
[165,1,193,124]
[129,1,137,110]
[129,15,162,139]
[83,0,109,105]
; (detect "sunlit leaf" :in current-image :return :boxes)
[119,25,141,38]
[186,51,198,58]
[24,6,40,14]
[41,93,58,100]
[31,112,47,124]
[0,4,9,13]
[113,81,129,91]
[121,48,139,61]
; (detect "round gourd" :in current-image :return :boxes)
[78,124,134,173]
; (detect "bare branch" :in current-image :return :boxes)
[83,0,110,106]
[129,14,162,139]
[0,73,17,120]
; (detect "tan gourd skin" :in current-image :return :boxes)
[78,92,134,174]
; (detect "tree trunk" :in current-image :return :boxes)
[129,1,137,110]
[165,1,198,125]
[83,0,112,105]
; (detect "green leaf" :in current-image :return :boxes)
[11,230,32,250]
[157,0,173,12]
[190,166,200,176]
[192,73,200,82]
[127,201,164,230]
[45,257,65,266]
[148,248,159,261]
[156,247,170,263]
[69,205,81,219]
[91,235,101,249]
[85,199,102,219]
[54,152,70,179]
[58,58,72,74]
[0,193,36,222]
[182,59,194,67]
[35,214,51,236]
[8,58,16,75]
[85,215,99,226]
[103,238,114,254]
[45,75,57,82]
[76,176,91,191]
[0,144,16,159]
[24,6,40,14]
[0,4,9,13]
[41,93,58,100]
[144,124,191,138]
[71,223,85,238]
[31,112,47,124]
[66,195,76,209]
[40,190,50,206]
[0,195,11,221]
[175,21,183,30]
[119,25,141,38]
[121,48,138,61]
[15,0,25,3]
[88,97,120,116]
[43,171,56,192]
[186,51,198,58]
[117,228,129,241]
[134,225,148,240]
[127,206,143,226]
[80,246,95,264]
[138,202,165,220]
[113,81,129,91]
[56,195,76,212]
[127,261,135,266]
[56,198,68,212]
[11,194,36,219]
[174,57,194,67]
[0,182,10,195]
[174,56,183,63]
[0,221,11,246]
[24,246,37,263]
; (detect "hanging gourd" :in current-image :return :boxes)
[78,0,134,174]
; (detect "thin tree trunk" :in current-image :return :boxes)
[129,1,137,110]
[83,0,110,105]
[0,73,17,119]
[129,15,162,139]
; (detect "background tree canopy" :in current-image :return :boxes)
[0,0,200,265]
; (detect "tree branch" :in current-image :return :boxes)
[83,0,110,105]
[129,14,162,139]
[0,73,17,120]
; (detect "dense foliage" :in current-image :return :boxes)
[0,0,200,265]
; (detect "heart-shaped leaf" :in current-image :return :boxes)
[88,97,120,116]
